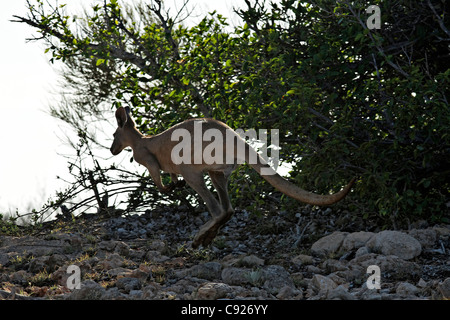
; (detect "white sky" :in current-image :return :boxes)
[0,0,248,216]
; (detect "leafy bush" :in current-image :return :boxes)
[14,0,449,224]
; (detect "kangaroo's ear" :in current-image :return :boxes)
[124,106,136,125]
[115,107,128,128]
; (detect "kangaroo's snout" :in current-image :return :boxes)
[110,146,118,155]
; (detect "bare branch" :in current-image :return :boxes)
[427,0,450,39]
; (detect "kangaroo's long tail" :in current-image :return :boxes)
[243,142,355,206]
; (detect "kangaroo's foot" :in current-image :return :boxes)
[192,210,234,248]
[192,225,220,248]
[192,219,218,248]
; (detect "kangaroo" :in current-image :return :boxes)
[110,107,355,248]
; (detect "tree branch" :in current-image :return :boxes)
[344,2,410,78]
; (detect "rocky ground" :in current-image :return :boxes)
[0,205,449,300]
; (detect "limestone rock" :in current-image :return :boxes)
[366,231,422,260]
[196,282,232,300]
[341,231,375,251]
[311,232,348,257]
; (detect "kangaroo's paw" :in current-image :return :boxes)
[192,221,220,248]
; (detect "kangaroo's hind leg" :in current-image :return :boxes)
[192,169,236,248]
[180,168,224,248]
[208,170,234,221]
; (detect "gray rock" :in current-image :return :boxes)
[311,232,347,257]
[116,277,142,293]
[10,270,30,285]
[177,262,222,280]
[291,254,314,266]
[148,240,167,253]
[366,231,422,260]
[28,256,49,273]
[356,283,382,300]
[350,253,421,280]
[355,246,370,257]
[98,240,117,252]
[396,282,419,297]
[262,265,295,295]
[145,250,170,263]
[68,280,106,300]
[408,229,437,249]
[141,282,162,299]
[102,287,125,299]
[327,285,356,300]
[221,267,250,286]
[0,253,9,266]
[100,253,125,270]
[114,241,130,257]
[310,274,338,294]
[438,278,450,299]
[239,255,264,267]
[341,232,375,251]
[433,226,450,238]
[276,285,303,300]
[196,282,232,300]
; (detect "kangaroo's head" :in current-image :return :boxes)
[110,106,137,155]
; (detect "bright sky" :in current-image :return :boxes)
[0,0,248,216]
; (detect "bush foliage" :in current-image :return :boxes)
[14,0,449,224]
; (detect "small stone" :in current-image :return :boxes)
[100,253,125,270]
[355,246,370,257]
[262,265,295,295]
[176,262,222,280]
[276,285,302,300]
[196,282,232,300]
[310,274,337,293]
[396,282,419,297]
[240,255,264,267]
[114,241,130,257]
[417,278,428,288]
[327,285,356,300]
[291,254,314,266]
[116,277,142,293]
[438,278,450,299]
[221,267,250,286]
[68,280,105,300]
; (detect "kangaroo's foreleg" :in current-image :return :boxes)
[143,154,173,194]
